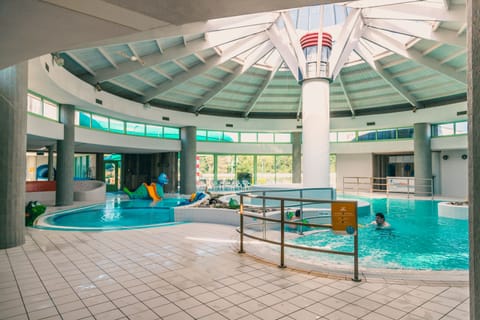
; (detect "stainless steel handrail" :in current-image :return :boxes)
[237,190,360,282]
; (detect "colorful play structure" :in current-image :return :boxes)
[123,173,169,201]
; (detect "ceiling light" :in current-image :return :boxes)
[52,53,64,67]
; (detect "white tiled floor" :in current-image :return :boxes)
[0,223,469,320]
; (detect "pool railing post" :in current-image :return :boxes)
[279,199,286,268]
[352,202,361,282]
[299,189,304,235]
[239,195,245,254]
[262,191,266,239]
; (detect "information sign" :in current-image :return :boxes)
[331,201,357,235]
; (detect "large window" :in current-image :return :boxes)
[257,155,275,185]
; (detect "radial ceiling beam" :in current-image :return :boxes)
[364,19,466,48]
[280,12,307,77]
[97,48,118,69]
[75,12,280,49]
[108,79,144,96]
[329,9,363,80]
[141,32,269,102]
[267,24,301,82]
[337,73,355,117]
[242,41,275,73]
[194,65,243,113]
[92,25,267,83]
[355,41,421,108]
[243,58,282,118]
[360,3,465,22]
[362,27,466,84]
[64,52,96,76]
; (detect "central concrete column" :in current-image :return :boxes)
[47,144,55,181]
[413,123,432,196]
[467,1,480,318]
[180,126,197,195]
[0,63,27,249]
[302,78,331,188]
[292,132,302,184]
[56,104,75,206]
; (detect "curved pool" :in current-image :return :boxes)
[35,198,189,231]
[291,198,469,271]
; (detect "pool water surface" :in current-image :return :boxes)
[35,198,189,231]
[292,198,469,270]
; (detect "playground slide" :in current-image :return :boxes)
[144,183,161,201]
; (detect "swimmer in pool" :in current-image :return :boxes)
[370,212,391,229]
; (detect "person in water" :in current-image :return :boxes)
[371,212,391,228]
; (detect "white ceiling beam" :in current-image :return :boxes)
[141,32,269,102]
[280,12,306,77]
[381,57,409,69]
[361,3,465,22]
[194,53,206,64]
[440,49,466,64]
[362,27,466,84]
[93,26,266,82]
[151,66,172,80]
[337,73,355,117]
[108,80,144,95]
[63,52,96,76]
[127,43,141,61]
[422,43,443,56]
[364,19,466,48]
[242,41,274,73]
[457,23,467,36]
[194,66,243,113]
[243,59,282,118]
[97,48,118,69]
[75,12,279,49]
[129,73,157,88]
[443,0,450,10]
[329,9,363,79]
[155,40,164,54]
[172,60,189,72]
[355,41,421,108]
[267,24,301,82]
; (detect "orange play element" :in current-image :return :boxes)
[331,201,357,234]
[143,183,161,201]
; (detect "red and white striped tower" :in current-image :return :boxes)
[299,32,333,188]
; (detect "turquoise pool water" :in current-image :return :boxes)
[35,198,189,231]
[292,198,469,270]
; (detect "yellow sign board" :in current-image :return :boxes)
[331,202,357,235]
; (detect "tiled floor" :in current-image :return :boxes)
[0,223,469,320]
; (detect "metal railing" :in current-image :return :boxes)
[343,176,433,198]
[237,189,360,281]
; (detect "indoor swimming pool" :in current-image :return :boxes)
[34,198,190,231]
[291,198,469,271]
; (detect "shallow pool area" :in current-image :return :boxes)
[34,198,190,231]
[291,198,469,271]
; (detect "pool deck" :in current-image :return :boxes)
[0,221,469,320]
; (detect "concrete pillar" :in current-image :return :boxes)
[413,123,432,196]
[56,104,75,206]
[292,132,302,184]
[47,144,55,181]
[467,1,480,318]
[180,126,197,195]
[96,153,105,181]
[431,151,441,195]
[0,63,27,249]
[302,78,330,188]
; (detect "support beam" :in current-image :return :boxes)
[337,74,355,117]
[362,27,466,84]
[280,12,306,77]
[267,24,302,82]
[142,32,269,102]
[355,41,421,108]
[365,19,466,48]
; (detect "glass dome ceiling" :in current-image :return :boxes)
[57,0,467,119]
